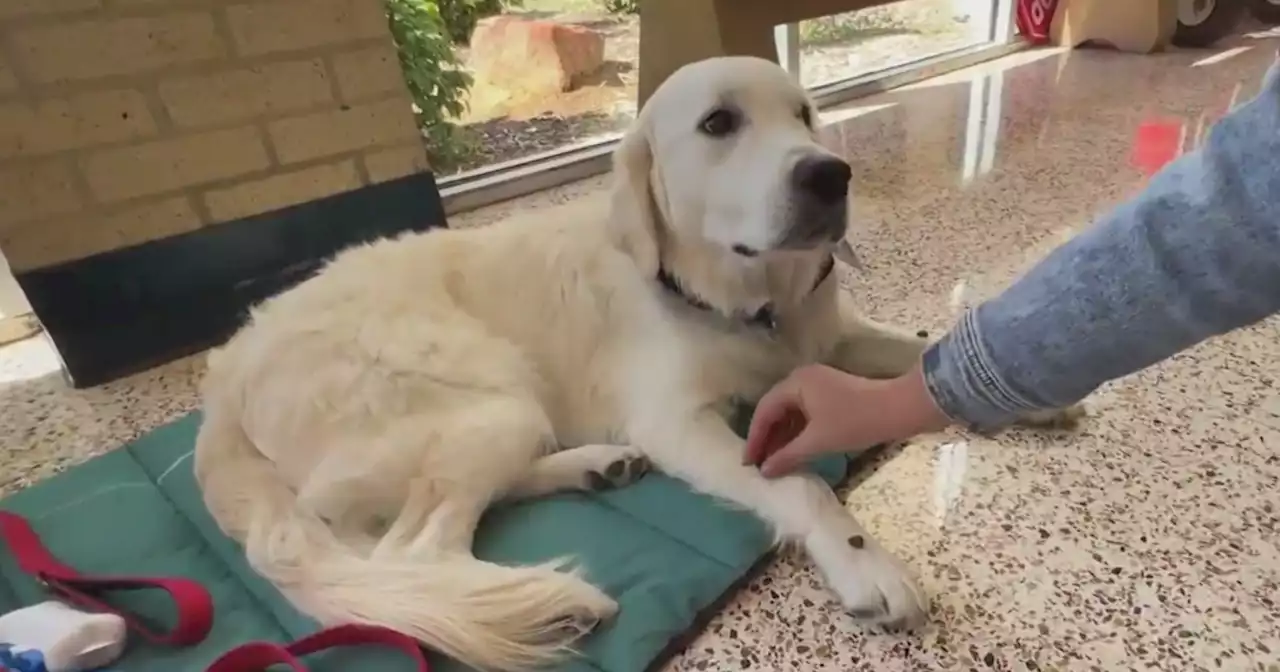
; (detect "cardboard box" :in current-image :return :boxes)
[1050,0,1178,54]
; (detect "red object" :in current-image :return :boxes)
[205,624,431,672]
[0,511,431,672]
[1016,0,1060,44]
[1131,120,1184,176]
[0,511,213,646]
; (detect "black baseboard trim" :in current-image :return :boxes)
[15,172,448,388]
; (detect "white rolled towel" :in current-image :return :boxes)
[0,601,127,672]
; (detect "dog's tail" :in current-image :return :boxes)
[193,411,616,671]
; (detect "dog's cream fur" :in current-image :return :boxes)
[196,57,990,670]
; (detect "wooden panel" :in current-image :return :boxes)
[639,0,902,105]
[17,172,446,387]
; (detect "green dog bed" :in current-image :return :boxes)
[0,412,847,671]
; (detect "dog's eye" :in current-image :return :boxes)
[799,105,814,128]
[698,108,740,137]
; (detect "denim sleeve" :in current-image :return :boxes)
[922,62,1280,430]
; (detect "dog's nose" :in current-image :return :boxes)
[792,156,852,205]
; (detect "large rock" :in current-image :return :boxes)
[468,16,605,99]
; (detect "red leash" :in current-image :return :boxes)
[0,510,213,646]
[205,624,431,672]
[0,510,431,671]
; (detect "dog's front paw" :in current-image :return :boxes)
[805,523,929,630]
[1017,404,1086,430]
[577,445,650,491]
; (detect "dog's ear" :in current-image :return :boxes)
[608,127,660,276]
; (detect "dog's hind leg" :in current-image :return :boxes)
[502,444,651,500]
[371,395,555,560]
[385,395,621,636]
[288,392,620,668]
[372,476,445,559]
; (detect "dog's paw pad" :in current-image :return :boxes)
[585,471,612,491]
[626,455,650,481]
[585,455,649,490]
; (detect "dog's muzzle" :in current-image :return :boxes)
[778,155,852,249]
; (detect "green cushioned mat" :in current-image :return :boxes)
[0,412,847,671]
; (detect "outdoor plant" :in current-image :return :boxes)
[436,0,522,44]
[385,0,474,170]
[601,0,638,15]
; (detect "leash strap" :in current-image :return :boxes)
[0,510,431,671]
[205,624,431,672]
[0,510,213,646]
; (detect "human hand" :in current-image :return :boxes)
[743,363,951,478]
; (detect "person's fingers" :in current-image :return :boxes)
[759,425,822,478]
[743,377,801,465]
[747,408,804,468]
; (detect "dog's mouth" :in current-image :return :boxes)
[730,212,847,259]
[728,187,850,258]
[773,203,849,251]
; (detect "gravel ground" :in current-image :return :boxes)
[440,2,978,175]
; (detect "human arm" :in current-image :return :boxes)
[746,64,1280,475]
[928,63,1280,429]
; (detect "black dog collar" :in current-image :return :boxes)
[656,254,836,331]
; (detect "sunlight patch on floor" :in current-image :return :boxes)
[0,336,63,386]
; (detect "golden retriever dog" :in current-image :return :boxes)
[194,56,1074,671]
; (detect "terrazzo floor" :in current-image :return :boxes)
[5,34,1280,672]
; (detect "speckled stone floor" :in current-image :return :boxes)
[6,35,1280,672]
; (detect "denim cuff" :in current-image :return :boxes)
[921,308,1041,431]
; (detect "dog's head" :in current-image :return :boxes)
[610,56,849,276]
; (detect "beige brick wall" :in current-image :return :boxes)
[0,0,430,272]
